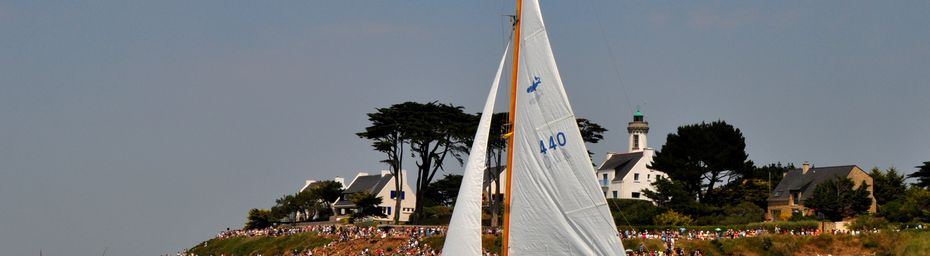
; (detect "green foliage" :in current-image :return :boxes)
[649,120,754,204]
[642,176,705,216]
[271,194,298,222]
[804,177,872,221]
[718,202,766,225]
[188,232,331,256]
[413,205,454,225]
[357,102,413,224]
[424,174,462,207]
[709,178,773,211]
[349,191,386,221]
[654,210,694,226]
[744,221,820,232]
[870,167,907,205]
[576,118,607,144]
[244,208,274,230]
[909,161,930,189]
[879,187,930,223]
[364,102,474,224]
[606,199,660,226]
[849,215,891,230]
[576,118,608,159]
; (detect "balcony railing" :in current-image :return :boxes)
[600,179,609,187]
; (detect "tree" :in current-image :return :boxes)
[424,174,463,207]
[293,189,321,221]
[403,102,474,223]
[349,191,386,220]
[576,118,608,160]
[879,187,930,223]
[485,113,508,228]
[870,167,907,206]
[642,176,703,216]
[270,194,298,223]
[803,177,872,221]
[245,208,275,230]
[749,162,794,191]
[306,180,345,216]
[908,161,930,189]
[358,103,410,224]
[709,178,772,210]
[649,121,754,203]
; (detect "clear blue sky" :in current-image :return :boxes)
[1,1,928,254]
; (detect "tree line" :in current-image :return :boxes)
[244,100,930,229]
[357,101,608,225]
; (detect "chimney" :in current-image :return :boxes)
[334,177,346,189]
[802,161,811,174]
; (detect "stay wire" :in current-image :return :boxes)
[582,0,634,114]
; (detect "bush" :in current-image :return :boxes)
[718,202,765,225]
[607,199,660,226]
[849,215,890,231]
[413,206,453,225]
[655,210,694,226]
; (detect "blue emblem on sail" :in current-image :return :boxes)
[527,76,541,93]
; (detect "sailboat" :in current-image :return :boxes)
[444,0,625,255]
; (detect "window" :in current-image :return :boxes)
[631,192,641,198]
[386,207,392,216]
[633,134,640,149]
[791,191,801,205]
[612,191,618,198]
[603,191,607,198]
[390,191,406,199]
[634,173,640,182]
[602,173,608,180]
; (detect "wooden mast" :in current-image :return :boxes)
[502,0,522,255]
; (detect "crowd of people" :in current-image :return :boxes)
[178,223,925,255]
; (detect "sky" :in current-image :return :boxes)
[1,0,928,254]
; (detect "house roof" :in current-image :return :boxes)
[597,152,644,182]
[334,173,394,208]
[768,165,859,202]
[344,174,393,195]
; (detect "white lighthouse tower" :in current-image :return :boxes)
[627,109,649,152]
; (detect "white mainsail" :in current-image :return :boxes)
[507,0,625,254]
[442,42,510,256]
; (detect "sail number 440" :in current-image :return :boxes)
[539,132,567,154]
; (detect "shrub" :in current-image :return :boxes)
[849,215,890,231]
[607,198,660,226]
[655,210,694,226]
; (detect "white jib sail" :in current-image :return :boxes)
[443,41,510,256]
[507,0,625,255]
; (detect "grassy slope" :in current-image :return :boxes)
[188,232,331,256]
[624,231,930,256]
[188,231,930,256]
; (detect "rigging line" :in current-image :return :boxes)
[605,198,650,250]
[583,0,634,114]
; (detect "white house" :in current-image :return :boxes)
[333,170,417,222]
[595,110,668,202]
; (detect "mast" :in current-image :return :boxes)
[502,0,522,255]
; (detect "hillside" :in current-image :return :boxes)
[186,229,930,256]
